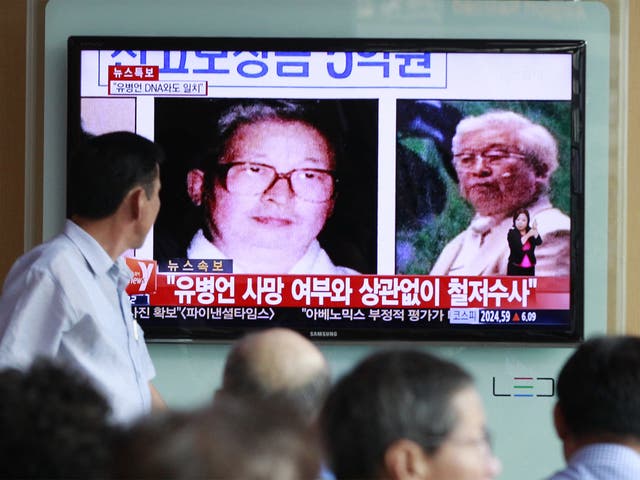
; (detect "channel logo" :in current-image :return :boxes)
[491,376,555,398]
[125,258,157,295]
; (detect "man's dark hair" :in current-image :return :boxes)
[222,343,331,419]
[320,349,474,479]
[0,359,115,479]
[556,335,640,440]
[68,131,164,219]
[202,99,343,192]
[113,397,321,480]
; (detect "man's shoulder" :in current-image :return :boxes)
[548,443,640,480]
[3,234,83,287]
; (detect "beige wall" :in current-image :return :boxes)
[0,1,27,285]
[0,1,637,334]
[626,1,640,333]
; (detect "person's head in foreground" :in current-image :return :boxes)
[320,349,501,480]
[549,335,640,478]
[0,359,114,479]
[451,110,558,219]
[112,396,321,480]
[187,99,341,272]
[217,327,331,421]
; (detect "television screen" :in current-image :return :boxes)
[68,36,584,342]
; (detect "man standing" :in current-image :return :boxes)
[548,335,640,479]
[430,110,570,276]
[0,131,165,424]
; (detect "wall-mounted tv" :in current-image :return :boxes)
[67,36,585,343]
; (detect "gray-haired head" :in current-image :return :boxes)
[219,328,331,421]
[452,110,558,195]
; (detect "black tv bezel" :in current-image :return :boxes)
[67,36,585,345]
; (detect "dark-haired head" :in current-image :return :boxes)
[512,208,530,228]
[320,350,475,479]
[556,335,640,441]
[0,359,115,479]
[68,131,164,219]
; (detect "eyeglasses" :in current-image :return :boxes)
[424,428,494,454]
[445,428,494,454]
[452,147,526,171]
[216,162,336,203]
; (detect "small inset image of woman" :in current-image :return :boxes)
[507,208,542,276]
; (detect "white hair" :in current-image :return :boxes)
[452,110,559,185]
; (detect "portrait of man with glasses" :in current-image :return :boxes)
[153,98,378,274]
[429,109,571,276]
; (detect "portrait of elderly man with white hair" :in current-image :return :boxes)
[430,109,570,276]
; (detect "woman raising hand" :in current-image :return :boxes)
[507,208,542,276]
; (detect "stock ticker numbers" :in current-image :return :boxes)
[479,310,511,323]
[450,308,540,326]
[478,310,537,324]
[518,311,537,322]
[479,310,537,323]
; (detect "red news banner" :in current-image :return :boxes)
[126,259,569,310]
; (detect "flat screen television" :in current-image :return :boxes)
[67,36,585,343]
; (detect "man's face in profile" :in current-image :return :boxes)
[453,125,538,217]
[424,387,501,480]
[207,119,335,257]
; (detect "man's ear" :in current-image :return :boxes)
[383,439,430,480]
[125,186,145,221]
[187,169,205,206]
[212,387,225,403]
[553,402,568,440]
[554,402,578,461]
